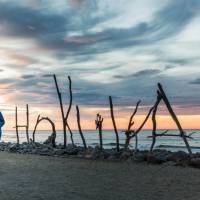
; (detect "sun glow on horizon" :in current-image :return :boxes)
[2,103,200,131]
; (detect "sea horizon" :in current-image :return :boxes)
[2,129,200,153]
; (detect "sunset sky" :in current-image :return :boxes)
[0,0,200,131]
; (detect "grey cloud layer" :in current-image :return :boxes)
[0,0,200,110]
[0,0,199,54]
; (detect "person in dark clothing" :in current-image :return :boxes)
[0,112,5,140]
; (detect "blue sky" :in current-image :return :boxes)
[0,0,200,128]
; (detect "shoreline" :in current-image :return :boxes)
[1,141,200,169]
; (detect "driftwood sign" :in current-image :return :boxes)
[14,76,193,156]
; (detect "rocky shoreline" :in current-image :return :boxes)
[1,142,200,168]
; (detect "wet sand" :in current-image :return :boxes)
[0,152,200,200]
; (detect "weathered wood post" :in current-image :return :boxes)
[150,91,162,152]
[26,104,30,143]
[14,104,30,143]
[123,101,154,151]
[15,107,19,144]
[95,113,103,151]
[76,105,87,150]
[148,83,192,156]
[157,83,192,156]
[32,115,40,142]
[53,75,74,147]
[109,96,120,152]
[124,100,141,150]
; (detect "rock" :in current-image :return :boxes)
[43,132,56,147]
[65,147,79,155]
[147,154,166,164]
[53,149,66,156]
[83,146,111,160]
[37,148,54,156]
[0,142,7,151]
[102,150,110,159]
[120,151,132,160]
[153,150,171,163]
[0,141,195,167]
[7,143,20,153]
[131,151,148,162]
[31,149,38,154]
[167,151,189,162]
[188,158,200,168]
[84,149,100,160]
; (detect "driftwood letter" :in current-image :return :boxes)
[53,75,74,147]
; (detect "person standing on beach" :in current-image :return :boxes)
[0,112,5,140]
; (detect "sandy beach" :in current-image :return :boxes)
[0,152,199,200]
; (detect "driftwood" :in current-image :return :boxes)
[76,105,87,149]
[32,115,56,147]
[149,83,192,156]
[53,75,74,147]
[123,101,154,150]
[109,96,120,152]
[150,91,162,152]
[95,113,103,151]
[12,75,194,155]
[15,107,19,144]
[123,100,141,150]
[188,131,196,137]
[14,104,30,143]
[158,83,192,155]
[26,104,29,143]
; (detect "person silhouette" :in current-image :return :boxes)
[0,112,5,140]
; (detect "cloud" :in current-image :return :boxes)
[189,78,200,85]
[132,69,161,77]
[114,69,161,79]
[0,0,115,54]
[0,0,199,115]
[59,0,200,55]
[68,0,88,9]
[0,2,66,38]
[0,0,199,56]
[21,75,35,79]
[164,65,176,70]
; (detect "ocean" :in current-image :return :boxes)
[2,129,200,153]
